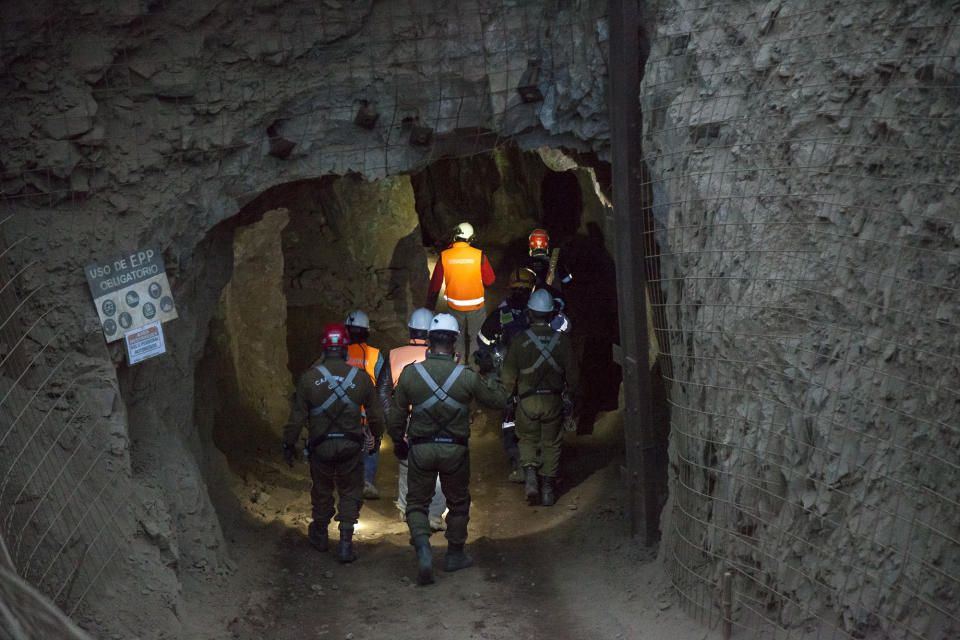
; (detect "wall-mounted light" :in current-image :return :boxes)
[353,100,379,129]
[517,59,544,103]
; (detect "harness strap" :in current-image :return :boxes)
[412,363,467,412]
[308,431,364,449]
[409,435,469,447]
[311,366,360,412]
[309,366,360,427]
[518,388,563,400]
[519,330,562,375]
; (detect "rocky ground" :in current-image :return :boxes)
[170,407,710,640]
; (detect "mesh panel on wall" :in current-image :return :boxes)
[642,2,959,639]
[0,0,608,635]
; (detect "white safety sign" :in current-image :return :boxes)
[124,321,167,365]
[85,247,178,343]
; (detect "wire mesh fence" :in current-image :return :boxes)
[0,217,126,638]
[642,1,959,639]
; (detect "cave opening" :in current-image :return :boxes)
[192,144,657,544]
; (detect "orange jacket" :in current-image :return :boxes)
[437,242,489,311]
[347,343,382,383]
[388,340,430,387]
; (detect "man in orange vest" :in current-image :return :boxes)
[426,222,496,363]
[389,308,447,531]
[344,310,392,500]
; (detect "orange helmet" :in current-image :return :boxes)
[321,323,350,348]
[529,228,549,255]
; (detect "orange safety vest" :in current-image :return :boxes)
[389,342,430,386]
[441,242,485,311]
[347,343,380,383]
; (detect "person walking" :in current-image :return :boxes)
[426,222,496,362]
[389,308,447,531]
[388,314,507,585]
[474,267,537,483]
[501,289,580,507]
[282,323,385,563]
[344,310,392,500]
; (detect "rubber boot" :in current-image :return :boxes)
[413,535,434,585]
[523,466,539,505]
[308,521,329,552]
[443,542,473,572]
[337,526,357,564]
[541,477,556,507]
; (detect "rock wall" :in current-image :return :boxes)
[0,0,610,636]
[642,1,959,638]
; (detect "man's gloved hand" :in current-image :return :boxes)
[368,438,381,456]
[474,349,494,375]
[282,442,297,467]
[363,428,376,452]
[393,438,409,461]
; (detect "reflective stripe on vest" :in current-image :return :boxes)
[389,343,429,387]
[411,362,467,412]
[519,329,562,375]
[309,366,360,415]
[441,242,484,310]
[347,343,379,382]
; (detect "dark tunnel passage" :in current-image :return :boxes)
[192,144,671,537]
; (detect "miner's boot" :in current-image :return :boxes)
[541,477,557,507]
[443,543,473,573]
[413,535,434,585]
[308,521,329,552]
[523,466,539,505]
[337,526,357,564]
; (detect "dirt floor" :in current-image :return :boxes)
[174,405,713,640]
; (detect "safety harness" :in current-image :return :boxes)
[518,329,564,400]
[408,362,469,446]
[307,365,363,446]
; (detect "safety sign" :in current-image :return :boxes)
[85,247,178,343]
[124,321,166,365]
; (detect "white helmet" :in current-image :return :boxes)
[344,309,370,329]
[429,313,460,335]
[527,289,554,313]
[408,308,434,331]
[453,222,475,242]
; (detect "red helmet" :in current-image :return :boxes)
[321,323,349,348]
[529,228,549,253]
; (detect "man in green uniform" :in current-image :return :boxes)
[502,289,580,507]
[283,323,385,563]
[389,313,507,585]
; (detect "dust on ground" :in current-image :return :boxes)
[177,407,710,640]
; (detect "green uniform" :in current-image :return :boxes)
[284,353,385,527]
[501,322,579,478]
[389,352,507,543]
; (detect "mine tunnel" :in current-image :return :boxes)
[192,145,663,529]
[3,1,958,639]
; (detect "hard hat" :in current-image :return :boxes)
[429,313,460,335]
[529,228,549,252]
[453,222,475,242]
[408,308,434,331]
[509,267,536,290]
[321,323,350,348]
[527,289,554,313]
[344,309,370,329]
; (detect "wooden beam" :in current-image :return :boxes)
[606,0,659,545]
